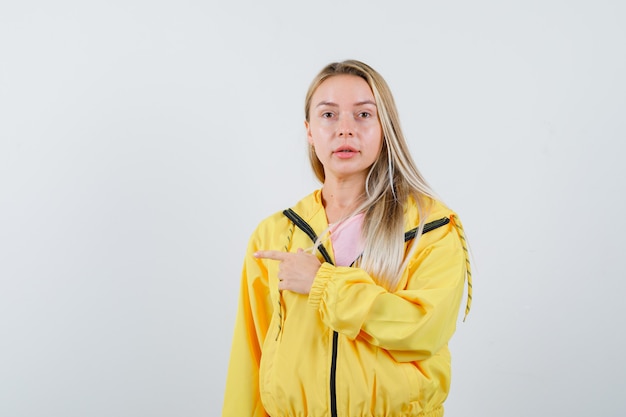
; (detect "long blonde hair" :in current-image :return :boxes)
[305,60,438,291]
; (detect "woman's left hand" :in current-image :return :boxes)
[254,249,321,294]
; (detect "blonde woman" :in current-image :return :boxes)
[222,60,472,417]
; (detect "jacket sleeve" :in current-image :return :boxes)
[222,236,272,417]
[308,220,466,363]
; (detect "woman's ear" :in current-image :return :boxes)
[305,120,313,145]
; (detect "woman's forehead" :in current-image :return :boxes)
[312,75,375,104]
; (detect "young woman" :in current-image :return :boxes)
[222,60,472,417]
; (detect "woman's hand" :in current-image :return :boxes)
[254,249,321,294]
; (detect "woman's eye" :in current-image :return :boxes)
[358,112,371,118]
[322,112,334,118]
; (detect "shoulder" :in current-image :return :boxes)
[404,194,458,229]
[251,190,322,242]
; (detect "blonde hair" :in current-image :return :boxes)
[305,60,438,291]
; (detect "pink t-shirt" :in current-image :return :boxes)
[329,213,365,267]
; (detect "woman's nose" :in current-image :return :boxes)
[337,117,354,137]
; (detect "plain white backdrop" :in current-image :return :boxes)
[1,1,625,416]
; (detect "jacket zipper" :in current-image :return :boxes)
[404,217,450,241]
[282,208,450,416]
[330,331,339,417]
[282,209,332,263]
[283,209,339,415]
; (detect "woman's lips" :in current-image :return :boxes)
[333,147,358,159]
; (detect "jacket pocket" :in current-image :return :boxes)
[402,349,452,409]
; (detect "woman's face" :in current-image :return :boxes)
[305,74,383,183]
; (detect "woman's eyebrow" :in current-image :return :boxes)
[315,100,338,108]
[315,100,377,107]
[355,100,377,107]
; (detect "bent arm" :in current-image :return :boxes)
[308,224,466,362]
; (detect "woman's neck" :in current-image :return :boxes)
[321,179,365,224]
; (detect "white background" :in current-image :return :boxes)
[1,1,625,416]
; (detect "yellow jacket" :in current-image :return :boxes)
[223,190,470,417]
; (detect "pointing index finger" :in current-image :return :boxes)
[254,250,288,261]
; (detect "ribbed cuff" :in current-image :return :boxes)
[308,262,334,308]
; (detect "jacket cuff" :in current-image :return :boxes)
[308,262,334,308]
